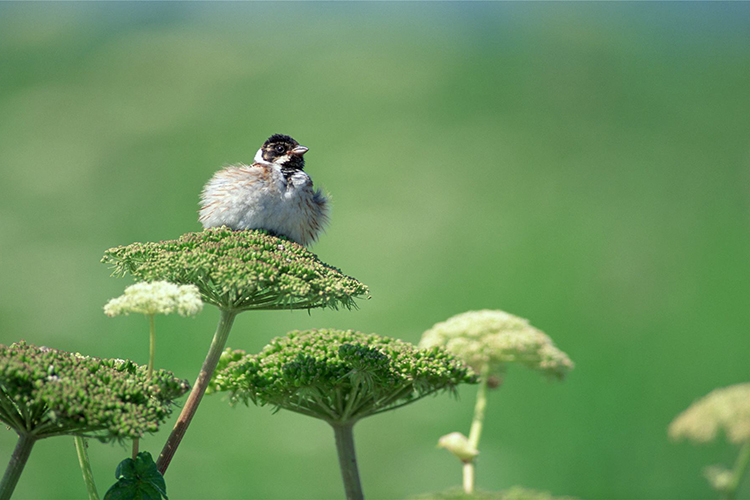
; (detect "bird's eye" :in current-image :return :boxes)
[275,145,285,153]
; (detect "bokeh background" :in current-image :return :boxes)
[2,2,750,499]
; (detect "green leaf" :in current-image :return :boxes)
[104,452,167,500]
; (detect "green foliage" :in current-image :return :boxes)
[0,342,190,441]
[210,329,476,424]
[102,227,369,312]
[104,452,167,500]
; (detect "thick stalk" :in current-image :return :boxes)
[0,433,35,500]
[74,436,100,500]
[725,441,750,500]
[332,423,364,500]
[464,363,491,494]
[156,309,237,474]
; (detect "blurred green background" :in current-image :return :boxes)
[2,2,750,499]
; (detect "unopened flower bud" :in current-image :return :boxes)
[437,432,479,462]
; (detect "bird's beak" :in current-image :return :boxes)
[291,146,309,156]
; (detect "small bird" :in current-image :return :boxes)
[199,134,329,246]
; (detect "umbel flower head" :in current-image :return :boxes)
[0,341,190,441]
[102,227,369,312]
[669,383,750,445]
[104,281,203,317]
[209,329,476,424]
[420,310,573,380]
[669,383,750,496]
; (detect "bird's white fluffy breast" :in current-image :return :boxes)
[199,164,278,228]
[199,163,329,245]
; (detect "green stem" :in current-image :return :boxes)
[135,314,156,461]
[0,389,25,432]
[0,433,36,500]
[331,423,364,500]
[156,308,238,474]
[342,384,360,421]
[463,462,474,495]
[148,314,156,378]
[468,364,490,450]
[464,364,491,494]
[74,436,100,500]
[725,441,750,500]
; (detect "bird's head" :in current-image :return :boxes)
[255,134,308,170]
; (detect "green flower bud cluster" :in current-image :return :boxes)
[0,342,189,441]
[420,310,573,380]
[669,383,750,445]
[104,281,203,317]
[102,228,370,312]
[210,329,476,424]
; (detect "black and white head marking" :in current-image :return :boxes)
[254,134,308,171]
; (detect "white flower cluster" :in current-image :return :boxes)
[669,383,750,445]
[420,309,574,379]
[104,281,203,317]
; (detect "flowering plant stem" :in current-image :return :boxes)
[0,434,35,500]
[157,308,238,474]
[464,363,490,494]
[132,314,158,460]
[74,436,100,500]
[148,313,156,378]
[726,441,750,500]
[332,422,364,500]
